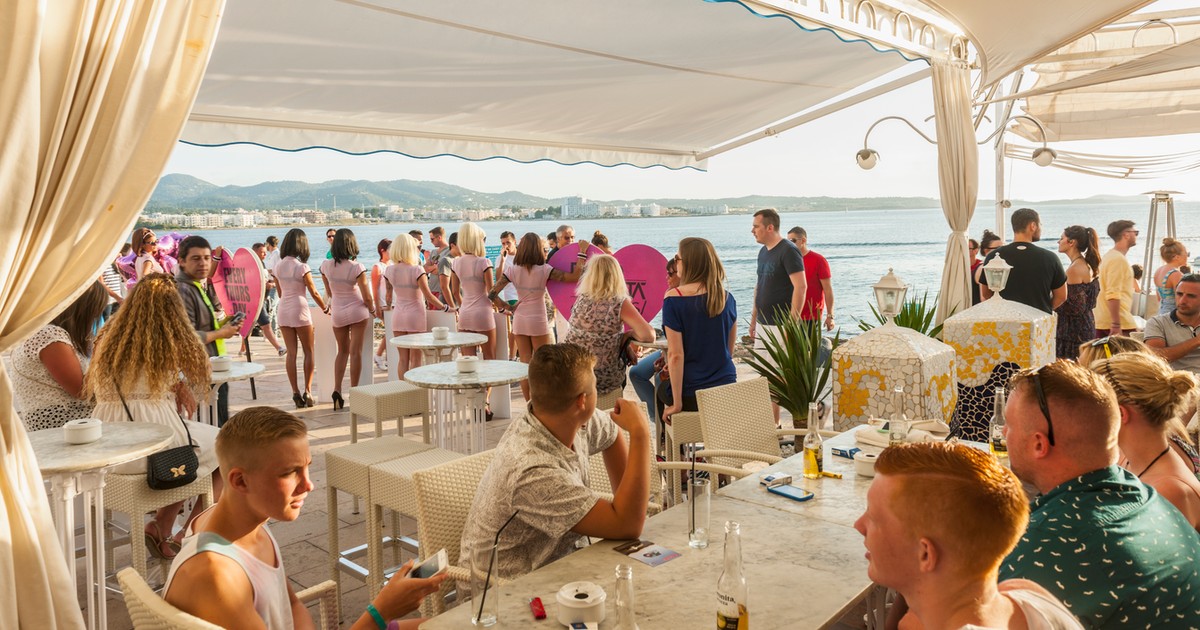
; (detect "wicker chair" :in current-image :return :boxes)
[348,380,431,445]
[105,471,214,582]
[584,406,665,513]
[657,459,750,506]
[117,567,338,630]
[696,378,837,470]
[595,387,621,413]
[411,450,497,616]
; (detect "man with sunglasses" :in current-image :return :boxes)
[1000,360,1200,628]
[1144,273,1200,375]
[786,226,835,331]
[1093,219,1139,337]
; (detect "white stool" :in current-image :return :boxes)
[104,471,214,583]
[662,411,703,508]
[325,436,433,592]
[365,448,464,596]
[349,381,432,445]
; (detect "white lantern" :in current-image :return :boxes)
[873,268,908,321]
[982,256,1013,296]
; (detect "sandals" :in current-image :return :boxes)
[145,522,180,560]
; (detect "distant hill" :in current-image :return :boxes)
[146,174,1155,213]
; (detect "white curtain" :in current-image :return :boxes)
[0,1,224,626]
[932,58,979,324]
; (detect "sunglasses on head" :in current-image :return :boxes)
[1090,336,1114,358]
[1017,364,1057,446]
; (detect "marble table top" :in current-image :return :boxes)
[632,336,668,351]
[389,332,487,350]
[209,361,265,385]
[404,360,528,390]
[29,422,174,475]
[421,494,870,629]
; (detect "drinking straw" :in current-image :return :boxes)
[690,449,697,537]
[477,509,520,621]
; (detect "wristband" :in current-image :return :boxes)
[366,603,387,630]
[577,253,587,259]
[443,305,450,312]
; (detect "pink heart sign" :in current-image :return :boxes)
[612,244,669,322]
[212,247,267,337]
[547,242,604,319]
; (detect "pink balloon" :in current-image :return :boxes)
[546,242,604,319]
[612,244,669,322]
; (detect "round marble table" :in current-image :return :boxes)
[404,360,528,453]
[389,331,488,364]
[204,361,265,425]
[30,422,174,630]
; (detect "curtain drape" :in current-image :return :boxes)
[932,58,979,325]
[0,1,223,626]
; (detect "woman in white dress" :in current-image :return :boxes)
[86,273,220,560]
[130,227,165,281]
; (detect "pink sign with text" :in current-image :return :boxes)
[547,242,604,319]
[213,248,267,337]
[612,244,669,322]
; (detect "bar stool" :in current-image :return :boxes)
[104,471,214,582]
[348,381,432,445]
[365,447,463,596]
[325,436,432,592]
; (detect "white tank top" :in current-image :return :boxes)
[165,526,294,629]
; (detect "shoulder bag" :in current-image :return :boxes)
[116,383,200,490]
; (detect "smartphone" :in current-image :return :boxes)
[231,311,246,325]
[767,484,815,503]
[408,548,448,579]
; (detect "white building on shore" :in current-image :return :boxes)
[561,196,601,218]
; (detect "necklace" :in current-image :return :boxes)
[1137,446,1172,477]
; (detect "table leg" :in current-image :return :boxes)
[48,474,80,616]
[83,470,110,630]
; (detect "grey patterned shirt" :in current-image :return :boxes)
[461,404,618,580]
[1000,466,1200,629]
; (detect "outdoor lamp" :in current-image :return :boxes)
[856,113,1055,169]
[873,268,908,322]
[856,149,879,170]
[982,256,1012,295]
[855,116,937,171]
[1032,147,1057,167]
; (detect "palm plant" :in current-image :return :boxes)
[743,309,840,430]
[856,290,945,339]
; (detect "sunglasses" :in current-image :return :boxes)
[788,238,800,244]
[1090,336,1114,359]
[326,234,336,239]
[146,239,158,245]
[1020,365,1057,446]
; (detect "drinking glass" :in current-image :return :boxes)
[469,543,500,626]
[688,478,711,549]
[888,419,910,446]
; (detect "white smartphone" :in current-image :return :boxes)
[408,548,448,579]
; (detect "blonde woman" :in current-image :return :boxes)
[450,223,496,360]
[87,273,221,559]
[381,233,449,380]
[1154,238,1189,315]
[661,237,737,422]
[1091,352,1200,530]
[564,255,654,397]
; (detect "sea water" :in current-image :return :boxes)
[188,200,1199,333]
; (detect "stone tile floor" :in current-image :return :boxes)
[51,335,860,628]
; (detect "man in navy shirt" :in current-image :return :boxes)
[749,208,805,423]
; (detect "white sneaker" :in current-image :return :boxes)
[373,356,387,371]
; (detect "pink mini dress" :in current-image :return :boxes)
[453,255,496,332]
[383,263,428,333]
[504,263,554,336]
[319,259,371,327]
[273,256,314,328]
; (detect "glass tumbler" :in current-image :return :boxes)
[469,543,500,626]
[689,478,711,549]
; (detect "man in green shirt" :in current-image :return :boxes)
[1001,361,1200,629]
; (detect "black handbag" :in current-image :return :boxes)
[116,383,200,490]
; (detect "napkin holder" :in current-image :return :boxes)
[64,418,103,445]
[556,581,606,626]
[456,356,479,373]
[854,451,878,478]
[210,356,232,373]
[431,326,449,340]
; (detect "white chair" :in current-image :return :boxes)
[348,380,432,444]
[586,405,665,513]
[595,388,621,413]
[411,450,497,616]
[654,381,705,505]
[696,378,837,470]
[105,471,213,582]
[117,567,338,630]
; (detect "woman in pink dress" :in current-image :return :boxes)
[451,223,497,358]
[370,238,392,372]
[131,227,165,281]
[489,232,585,400]
[320,228,373,409]
[380,234,450,380]
[272,228,329,408]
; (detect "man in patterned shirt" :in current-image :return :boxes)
[460,343,652,581]
[1000,360,1200,629]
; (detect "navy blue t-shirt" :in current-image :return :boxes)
[755,240,805,325]
[662,292,737,398]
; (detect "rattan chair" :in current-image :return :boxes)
[657,459,750,506]
[595,387,621,413]
[348,380,431,444]
[411,449,497,616]
[585,406,665,513]
[696,378,837,470]
[105,471,214,582]
[117,567,339,630]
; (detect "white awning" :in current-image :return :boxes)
[181,0,923,171]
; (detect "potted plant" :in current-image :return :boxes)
[855,290,946,339]
[743,308,840,430]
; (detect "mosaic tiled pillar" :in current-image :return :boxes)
[832,323,957,431]
[943,299,1056,441]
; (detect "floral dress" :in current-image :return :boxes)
[564,295,626,394]
[1055,278,1100,360]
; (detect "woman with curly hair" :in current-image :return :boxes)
[87,273,221,559]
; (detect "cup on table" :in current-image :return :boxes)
[457,356,480,373]
[888,419,910,446]
[431,326,449,340]
[469,543,500,626]
[688,478,711,549]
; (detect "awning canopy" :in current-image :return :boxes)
[182,0,927,171]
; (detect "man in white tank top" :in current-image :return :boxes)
[165,407,446,629]
[854,442,1082,630]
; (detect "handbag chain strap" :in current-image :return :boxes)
[114,380,197,448]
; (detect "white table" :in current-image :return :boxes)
[404,360,527,454]
[30,422,174,630]
[204,361,265,425]
[389,332,487,365]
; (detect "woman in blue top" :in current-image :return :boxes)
[660,237,737,422]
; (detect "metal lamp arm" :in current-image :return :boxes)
[862,115,938,149]
[978,114,1048,149]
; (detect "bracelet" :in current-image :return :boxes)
[443,305,450,312]
[576,253,587,259]
[365,603,387,630]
